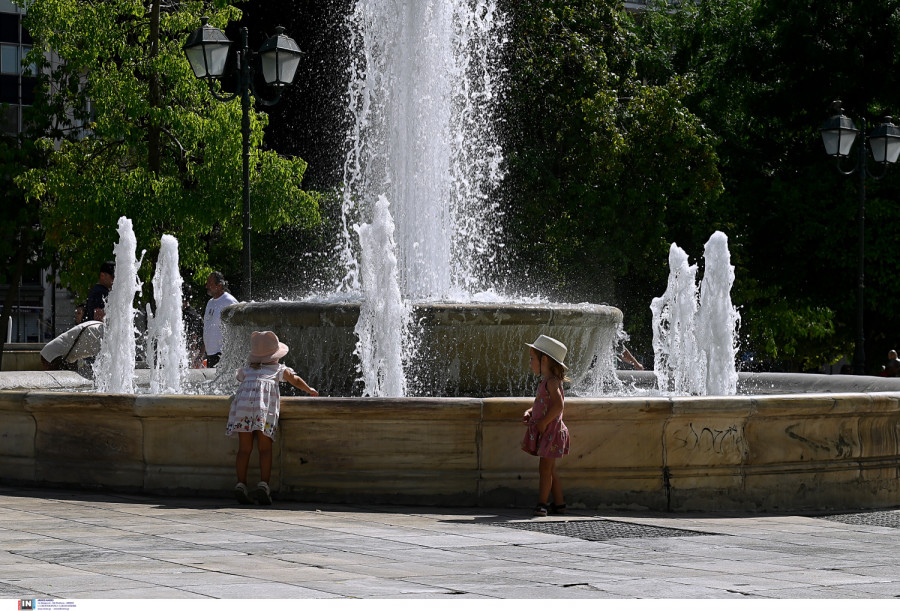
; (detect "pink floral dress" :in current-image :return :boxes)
[522,377,569,458]
[226,363,291,440]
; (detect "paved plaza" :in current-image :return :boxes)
[0,485,898,600]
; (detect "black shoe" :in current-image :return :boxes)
[234,483,253,504]
[533,503,548,517]
[256,482,272,505]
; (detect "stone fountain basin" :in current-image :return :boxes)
[221,301,623,397]
[1,371,899,512]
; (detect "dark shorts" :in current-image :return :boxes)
[206,353,221,368]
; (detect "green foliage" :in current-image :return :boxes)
[499,0,724,348]
[634,0,900,371]
[15,0,319,300]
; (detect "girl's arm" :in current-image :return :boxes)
[522,406,533,424]
[536,377,564,433]
[284,368,319,396]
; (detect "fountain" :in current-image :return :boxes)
[650,231,740,396]
[0,1,898,513]
[220,0,624,398]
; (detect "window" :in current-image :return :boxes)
[1,43,17,74]
[21,44,34,76]
[0,73,16,103]
[0,12,17,44]
[0,103,17,133]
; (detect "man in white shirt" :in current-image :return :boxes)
[40,318,105,371]
[203,271,239,367]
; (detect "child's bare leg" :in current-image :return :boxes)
[549,459,564,505]
[538,457,555,504]
[236,432,254,484]
[256,431,273,484]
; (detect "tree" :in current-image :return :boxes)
[497,0,724,352]
[636,0,900,371]
[15,0,320,305]
[0,128,48,368]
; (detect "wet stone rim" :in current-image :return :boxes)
[494,519,713,541]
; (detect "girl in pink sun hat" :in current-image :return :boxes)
[226,330,318,505]
[522,334,570,517]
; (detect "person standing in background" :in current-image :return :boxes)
[203,271,238,368]
[84,261,115,322]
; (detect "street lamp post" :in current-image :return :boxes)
[183,17,302,301]
[820,100,900,374]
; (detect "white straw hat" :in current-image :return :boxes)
[526,334,568,370]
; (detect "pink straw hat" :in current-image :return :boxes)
[248,331,289,363]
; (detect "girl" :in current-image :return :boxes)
[522,334,570,517]
[226,330,318,505]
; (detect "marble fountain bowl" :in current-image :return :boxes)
[219,301,624,397]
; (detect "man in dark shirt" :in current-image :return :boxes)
[84,261,115,322]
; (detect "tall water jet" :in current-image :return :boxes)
[697,231,740,395]
[339,0,504,299]
[336,0,507,395]
[354,195,410,397]
[146,234,187,394]
[651,244,700,394]
[93,216,144,394]
[650,231,739,396]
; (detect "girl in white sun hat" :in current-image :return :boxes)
[226,330,318,505]
[522,334,570,517]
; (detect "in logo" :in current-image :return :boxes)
[18,602,34,611]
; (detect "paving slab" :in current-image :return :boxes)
[0,485,898,599]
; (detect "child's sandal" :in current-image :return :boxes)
[549,503,567,515]
[532,503,549,517]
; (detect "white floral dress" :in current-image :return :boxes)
[226,363,291,440]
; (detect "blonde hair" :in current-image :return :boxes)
[247,359,278,370]
[533,348,571,383]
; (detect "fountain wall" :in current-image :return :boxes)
[2,380,899,512]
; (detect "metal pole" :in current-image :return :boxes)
[853,118,867,375]
[240,28,252,302]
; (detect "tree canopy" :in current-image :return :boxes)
[636,0,900,371]
[497,0,725,353]
[16,0,320,301]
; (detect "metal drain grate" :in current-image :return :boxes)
[496,519,711,541]
[816,510,900,528]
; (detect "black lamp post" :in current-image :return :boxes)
[820,100,900,374]
[183,17,302,301]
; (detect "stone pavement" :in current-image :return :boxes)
[0,485,898,599]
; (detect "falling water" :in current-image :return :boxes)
[338,0,505,395]
[146,234,187,394]
[650,231,739,396]
[93,217,145,394]
[339,0,504,298]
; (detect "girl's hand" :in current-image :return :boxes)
[307,387,319,397]
[536,419,549,434]
[522,408,532,425]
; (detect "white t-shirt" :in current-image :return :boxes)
[203,292,238,355]
[40,321,104,363]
